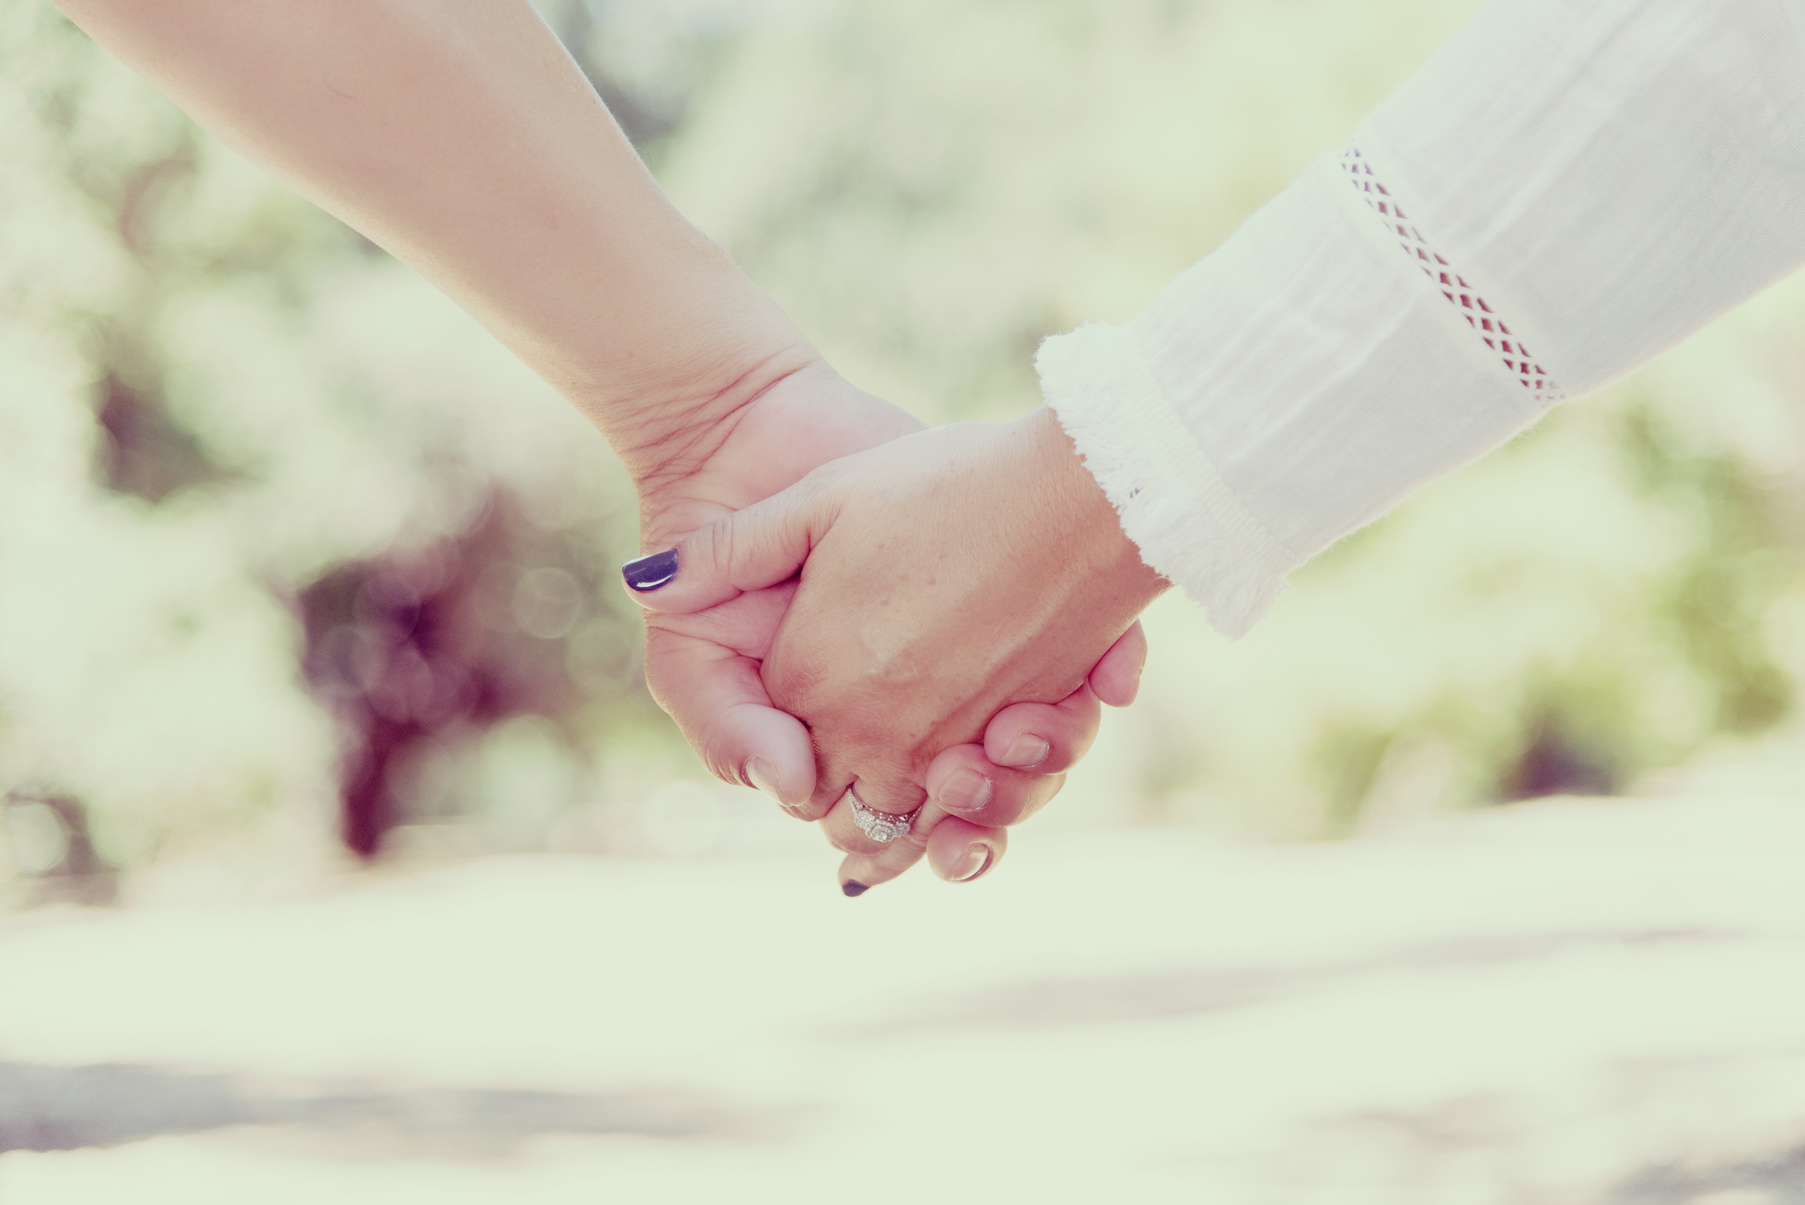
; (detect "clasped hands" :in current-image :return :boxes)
[626,360,1167,894]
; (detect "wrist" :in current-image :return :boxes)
[1011,407,1170,617]
[560,239,825,499]
[629,358,924,551]
[609,337,823,500]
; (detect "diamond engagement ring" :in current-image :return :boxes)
[846,788,918,844]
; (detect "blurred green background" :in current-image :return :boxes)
[4,0,1804,904]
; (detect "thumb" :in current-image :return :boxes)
[621,481,832,616]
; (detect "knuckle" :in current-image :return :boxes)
[697,736,744,789]
[699,515,738,582]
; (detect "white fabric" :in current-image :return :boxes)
[1040,0,1805,638]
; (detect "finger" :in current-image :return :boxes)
[843,766,926,818]
[911,678,1097,827]
[834,828,929,896]
[835,804,1004,893]
[923,749,1067,828]
[926,817,1005,884]
[641,623,819,813]
[622,480,834,615]
[1089,620,1148,708]
[805,734,925,819]
[816,780,929,859]
[979,683,1103,774]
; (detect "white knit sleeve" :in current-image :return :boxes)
[1039,0,1805,638]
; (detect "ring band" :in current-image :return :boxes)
[846,788,919,844]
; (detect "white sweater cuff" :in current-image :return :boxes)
[1038,0,1805,641]
[1040,152,1547,639]
[1038,323,1298,638]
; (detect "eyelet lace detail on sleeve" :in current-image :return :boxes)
[1341,146,1563,402]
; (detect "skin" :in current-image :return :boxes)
[57,0,1144,886]
[639,366,1151,887]
[635,409,1172,889]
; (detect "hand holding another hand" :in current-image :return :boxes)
[634,406,1168,891]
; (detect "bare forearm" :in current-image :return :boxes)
[56,0,814,481]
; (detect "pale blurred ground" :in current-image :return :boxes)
[4,784,1805,1204]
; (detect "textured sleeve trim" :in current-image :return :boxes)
[1340,145,1565,402]
[1037,322,1299,639]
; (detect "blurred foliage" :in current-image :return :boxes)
[4,0,1805,897]
[0,3,668,890]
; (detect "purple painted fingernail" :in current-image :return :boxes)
[936,768,992,814]
[621,549,678,592]
[1000,734,1051,769]
[842,881,870,897]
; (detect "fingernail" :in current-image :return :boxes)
[936,768,992,814]
[1000,733,1051,769]
[842,881,870,897]
[950,844,994,883]
[744,757,783,802]
[621,549,679,592]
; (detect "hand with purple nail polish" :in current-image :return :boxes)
[631,407,1167,892]
[626,364,1149,896]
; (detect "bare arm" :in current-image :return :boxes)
[55,0,813,483]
